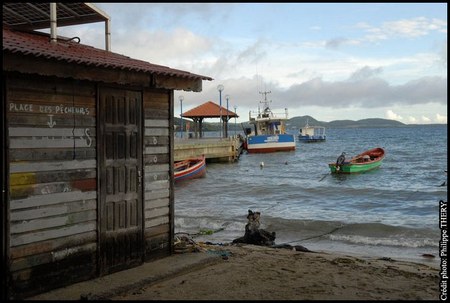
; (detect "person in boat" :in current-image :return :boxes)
[335,152,346,171]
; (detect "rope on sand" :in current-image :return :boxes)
[174,233,203,253]
[173,232,229,255]
[284,225,344,244]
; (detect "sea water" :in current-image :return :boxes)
[174,125,447,267]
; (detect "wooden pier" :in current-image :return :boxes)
[174,136,244,163]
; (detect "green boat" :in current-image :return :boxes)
[329,147,385,174]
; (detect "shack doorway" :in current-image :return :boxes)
[2,80,7,300]
[98,87,144,275]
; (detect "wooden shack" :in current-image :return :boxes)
[1,3,212,299]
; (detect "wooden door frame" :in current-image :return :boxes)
[2,76,9,300]
[96,84,145,276]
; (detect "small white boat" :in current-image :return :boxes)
[298,120,326,143]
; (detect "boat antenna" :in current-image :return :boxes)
[259,91,272,113]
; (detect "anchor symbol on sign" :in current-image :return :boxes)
[47,114,56,128]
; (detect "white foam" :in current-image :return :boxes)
[328,234,437,248]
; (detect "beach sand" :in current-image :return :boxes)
[111,243,440,300]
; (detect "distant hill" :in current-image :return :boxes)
[287,115,327,128]
[175,115,442,131]
[287,116,406,129]
[329,118,405,128]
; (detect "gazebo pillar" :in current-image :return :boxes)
[199,118,204,138]
[224,118,229,138]
[193,118,198,138]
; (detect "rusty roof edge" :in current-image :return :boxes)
[5,47,214,81]
[3,28,213,81]
[5,47,213,81]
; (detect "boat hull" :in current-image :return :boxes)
[247,134,296,153]
[329,147,385,174]
[328,160,382,173]
[174,156,206,182]
[298,125,326,143]
[298,135,326,143]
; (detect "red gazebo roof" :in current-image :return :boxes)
[182,101,238,119]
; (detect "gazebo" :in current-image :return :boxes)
[182,101,238,138]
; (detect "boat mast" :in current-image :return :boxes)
[259,90,272,116]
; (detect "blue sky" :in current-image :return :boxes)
[55,3,447,124]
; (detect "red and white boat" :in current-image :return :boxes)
[174,155,206,182]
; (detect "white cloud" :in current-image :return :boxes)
[363,17,447,42]
[408,116,417,123]
[436,113,448,123]
[113,28,213,66]
[386,110,403,121]
[421,116,431,123]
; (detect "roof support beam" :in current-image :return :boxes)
[50,3,57,44]
[105,19,111,51]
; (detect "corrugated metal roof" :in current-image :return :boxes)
[3,26,213,81]
[3,3,109,30]
[183,101,238,118]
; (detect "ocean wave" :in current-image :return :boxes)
[328,234,437,248]
[175,215,439,249]
[175,216,245,235]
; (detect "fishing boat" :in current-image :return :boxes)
[174,155,206,182]
[244,91,296,153]
[329,147,385,174]
[298,119,326,143]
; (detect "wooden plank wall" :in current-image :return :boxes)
[142,90,173,259]
[6,76,98,298]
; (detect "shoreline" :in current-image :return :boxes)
[186,232,441,269]
[292,240,440,268]
[112,243,440,300]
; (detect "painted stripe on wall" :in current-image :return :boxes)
[10,191,97,210]
[11,221,97,247]
[10,138,93,149]
[9,127,92,137]
[11,199,97,220]
[11,210,97,234]
[10,159,96,173]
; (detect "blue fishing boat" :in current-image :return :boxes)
[244,91,296,153]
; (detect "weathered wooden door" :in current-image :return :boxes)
[99,87,143,275]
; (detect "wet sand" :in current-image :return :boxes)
[112,243,440,300]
